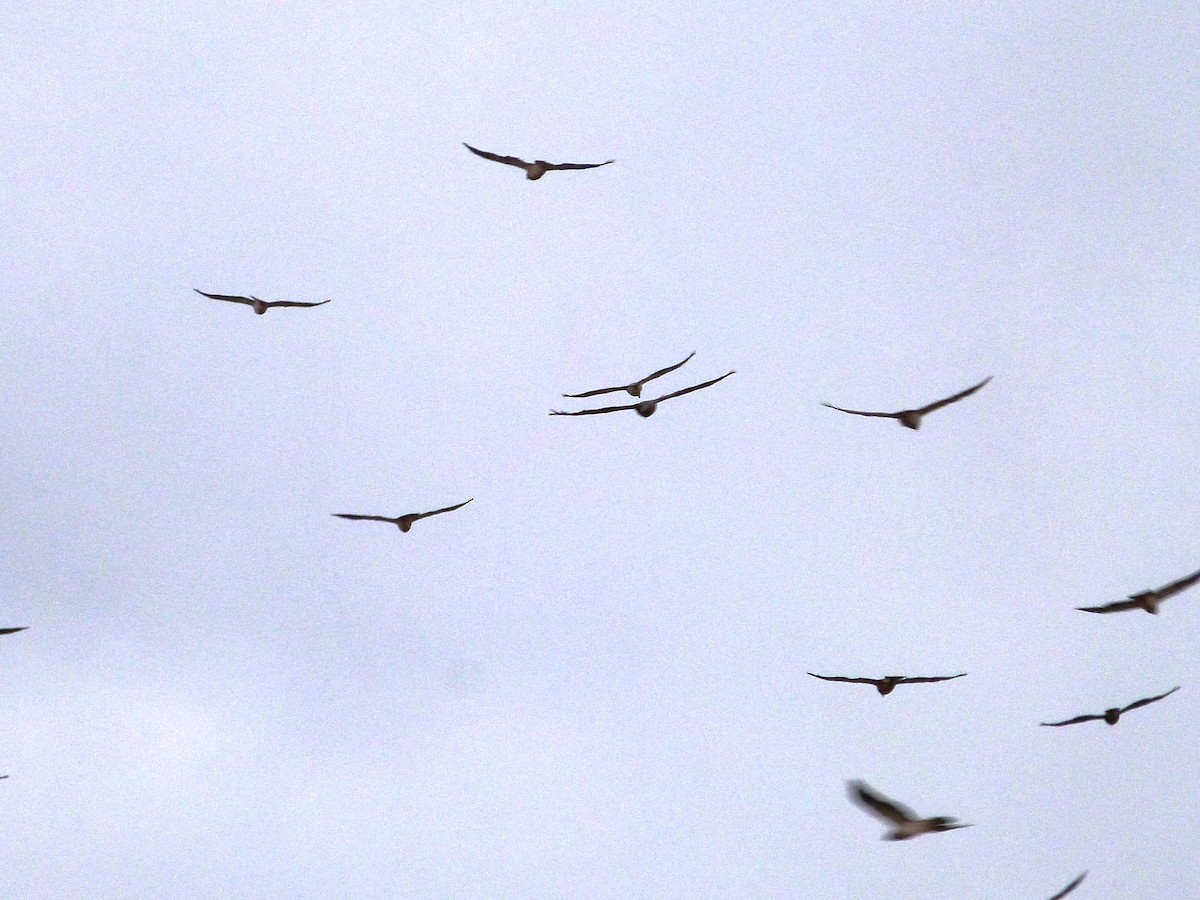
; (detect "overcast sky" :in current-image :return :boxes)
[2,3,1198,897]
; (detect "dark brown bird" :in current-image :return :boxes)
[551,372,734,418]
[563,352,696,399]
[808,672,966,696]
[194,289,331,315]
[1077,566,1200,615]
[822,376,992,430]
[847,780,971,840]
[333,499,473,533]
[1040,686,1179,727]
[1047,872,1086,899]
[463,143,614,180]
[0,627,27,636]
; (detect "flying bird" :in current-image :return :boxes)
[1040,686,1179,727]
[333,499,473,533]
[194,289,331,315]
[0,627,27,636]
[847,780,971,840]
[550,372,734,418]
[1047,872,1087,899]
[808,672,966,696]
[1077,566,1200,615]
[463,143,614,180]
[822,376,992,430]
[563,352,696,399]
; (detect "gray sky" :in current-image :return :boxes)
[2,3,1198,897]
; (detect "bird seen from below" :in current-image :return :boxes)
[194,289,331,315]
[822,376,992,430]
[333,499,474,533]
[808,672,967,695]
[463,143,614,180]
[551,371,734,418]
[847,780,972,840]
[563,351,696,399]
[1040,686,1180,727]
[1077,566,1200,615]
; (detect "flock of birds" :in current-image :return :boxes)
[151,141,1191,897]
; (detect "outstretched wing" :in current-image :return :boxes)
[1144,566,1200,600]
[266,299,332,309]
[1076,598,1143,614]
[194,289,253,305]
[333,513,397,524]
[0,627,27,636]
[900,674,968,684]
[653,371,735,403]
[414,499,474,521]
[550,402,640,416]
[1048,871,1087,900]
[463,143,530,168]
[808,673,880,685]
[1039,713,1104,727]
[821,403,898,419]
[544,159,615,171]
[848,781,915,824]
[1121,686,1180,713]
[915,376,993,415]
[562,351,697,398]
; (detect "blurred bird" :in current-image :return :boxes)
[1040,687,1179,727]
[551,372,734,418]
[822,376,992,430]
[563,352,696,399]
[1047,871,1086,899]
[334,499,473,533]
[1077,566,1200,615]
[463,143,614,180]
[808,672,966,696]
[847,780,971,840]
[194,289,330,315]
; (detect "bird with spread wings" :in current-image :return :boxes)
[463,143,614,180]
[822,376,992,430]
[333,499,473,533]
[1077,566,1200,615]
[1040,686,1179,727]
[551,372,734,419]
[847,780,971,840]
[563,352,696,399]
[808,672,966,696]
[194,289,331,315]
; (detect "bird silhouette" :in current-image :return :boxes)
[847,780,971,840]
[1047,871,1086,899]
[563,352,696,399]
[1040,686,1179,727]
[463,143,614,180]
[822,376,992,430]
[333,499,473,533]
[551,372,734,418]
[808,672,966,695]
[1077,566,1200,615]
[194,289,331,315]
